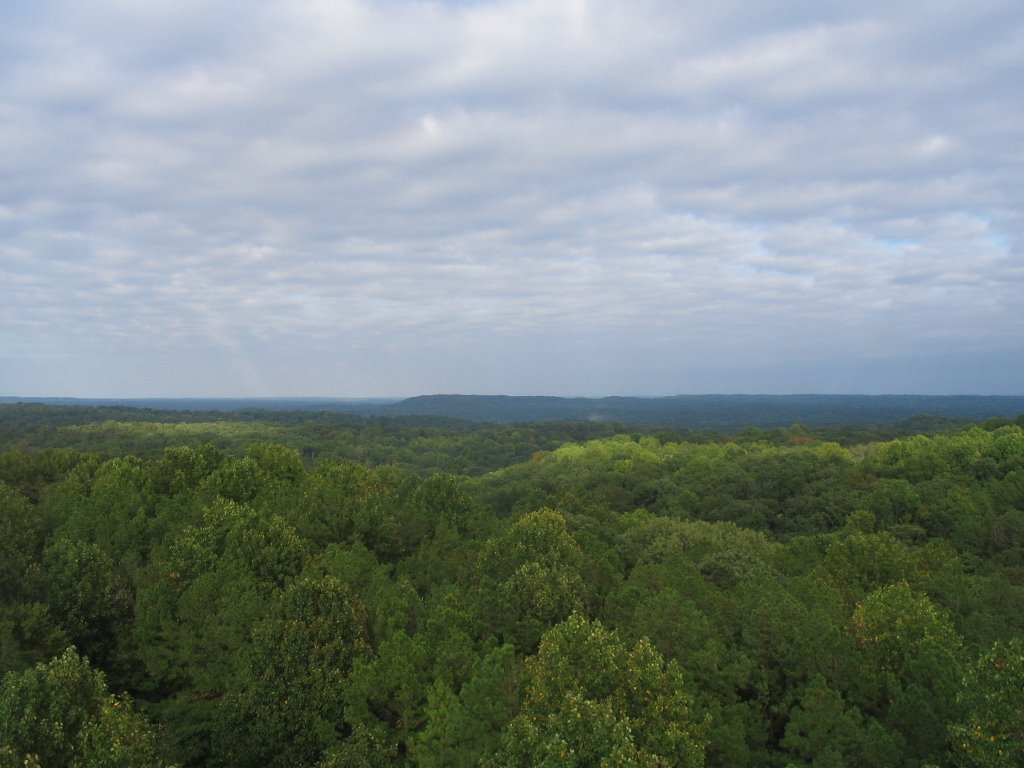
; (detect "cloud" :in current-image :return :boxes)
[1,0,1022,396]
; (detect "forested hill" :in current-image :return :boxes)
[0,396,396,414]
[4,393,1024,429]
[381,393,1024,428]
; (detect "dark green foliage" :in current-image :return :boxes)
[28,538,130,669]
[849,582,965,765]
[781,675,891,768]
[412,643,519,767]
[0,602,69,674]
[218,576,367,768]
[0,482,43,600]
[951,638,1024,768]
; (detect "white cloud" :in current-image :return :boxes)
[1,0,1022,396]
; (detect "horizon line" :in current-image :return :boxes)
[4,393,1024,401]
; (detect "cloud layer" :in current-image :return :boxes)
[2,0,1022,396]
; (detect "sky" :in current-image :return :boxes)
[1,0,1022,398]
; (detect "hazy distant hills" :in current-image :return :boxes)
[378,394,1024,429]
[0,397,397,413]
[3,394,1023,430]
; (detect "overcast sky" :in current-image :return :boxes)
[2,0,1022,397]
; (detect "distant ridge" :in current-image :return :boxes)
[379,394,1024,428]
[0,396,398,413]
[2,394,1022,429]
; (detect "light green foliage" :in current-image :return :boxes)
[200,456,273,503]
[494,614,707,768]
[55,419,289,457]
[851,582,963,680]
[149,444,225,496]
[866,426,1024,494]
[481,508,585,650]
[616,511,778,570]
[244,442,305,484]
[0,647,169,768]
[951,638,1024,768]
[821,532,915,602]
[411,678,464,767]
[315,723,397,768]
[869,435,947,483]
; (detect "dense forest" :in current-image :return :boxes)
[5,394,1024,429]
[2,403,1023,767]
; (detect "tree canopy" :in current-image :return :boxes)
[2,404,1023,766]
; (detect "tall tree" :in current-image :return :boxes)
[218,576,368,768]
[0,647,169,768]
[492,614,707,767]
[850,581,965,765]
[479,508,584,651]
